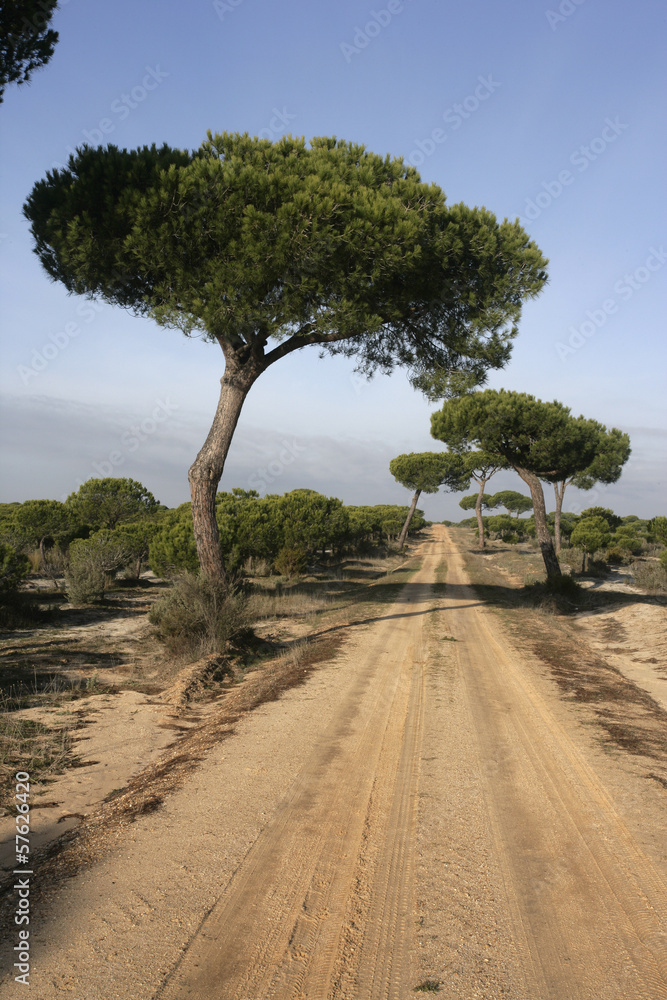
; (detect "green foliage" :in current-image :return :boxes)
[461,450,509,480]
[64,562,105,605]
[24,134,547,381]
[485,514,527,543]
[431,390,599,482]
[610,524,642,555]
[649,516,667,545]
[65,530,136,603]
[69,531,133,574]
[149,503,200,577]
[459,494,480,511]
[431,389,606,576]
[148,575,251,657]
[66,477,159,530]
[7,498,71,551]
[342,504,423,551]
[570,516,612,558]
[578,507,622,530]
[389,452,469,494]
[0,542,30,594]
[410,367,485,403]
[111,520,162,579]
[0,0,59,102]
[554,511,579,541]
[25,134,548,578]
[273,546,308,579]
[279,490,349,553]
[486,490,533,517]
[659,550,667,571]
[570,427,631,490]
[149,491,398,578]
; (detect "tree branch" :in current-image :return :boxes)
[262,325,352,367]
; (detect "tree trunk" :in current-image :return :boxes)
[188,361,260,578]
[474,480,486,550]
[553,480,566,554]
[514,466,561,577]
[398,490,421,550]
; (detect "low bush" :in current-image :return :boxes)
[543,574,582,598]
[0,591,46,630]
[0,542,30,594]
[273,546,308,579]
[40,546,69,589]
[0,543,36,628]
[65,530,134,603]
[65,562,105,604]
[148,574,253,658]
[523,573,583,613]
[630,561,667,594]
[559,546,583,572]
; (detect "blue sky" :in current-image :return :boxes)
[1,0,665,520]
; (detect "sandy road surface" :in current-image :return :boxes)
[1,527,666,998]
[157,551,433,1000]
[416,529,667,999]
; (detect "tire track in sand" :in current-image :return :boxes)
[439,527,667,999]
[158,545,437,999]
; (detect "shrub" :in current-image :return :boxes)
[149,504,199,577]
[0,542,45,629]
[630,561,667,594]
[660,550,667,571]
[27,550,42,573]
[0,543,30,594]
[273,546,308,579]
[148,574,253,658]
[523,573,583,613]
[65,530,133,603]
[0,592,46,630]
[610,527,642,555]
[112,521,160,579]
[41,546,69,590]
[579,507,622,530]
[648,515,667,546]
[65,562,105,604]
[559,546,583,572]
[486,514,526,543]
[571,517,612,571]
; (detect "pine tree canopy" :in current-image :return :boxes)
[0,0,59,102]
[389,452,470,494]
[431,389,600,481]
[24,133,548,380]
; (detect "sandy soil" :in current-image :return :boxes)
[1,527,666,998]
[0,689,196,872]
[573,592,667,712]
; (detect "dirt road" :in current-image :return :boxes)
[2,527,666,998]
[416,529,667,999]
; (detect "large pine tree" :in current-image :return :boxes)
[24,134,548,576]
